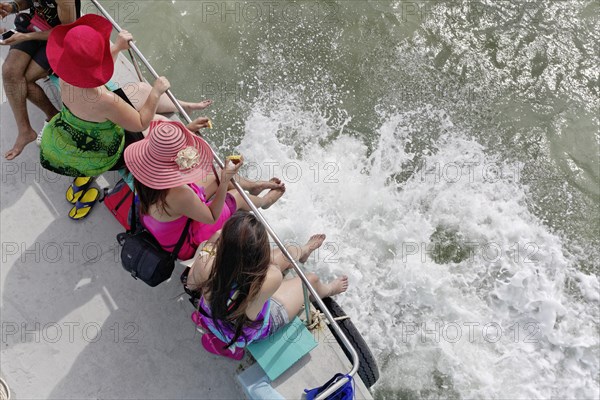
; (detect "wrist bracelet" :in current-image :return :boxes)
[201,247,216,256]
[10,1,19,13]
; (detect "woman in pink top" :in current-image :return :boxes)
[124,120,285,260]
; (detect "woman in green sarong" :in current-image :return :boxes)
[40,14,212,178]
[41,104,128,177]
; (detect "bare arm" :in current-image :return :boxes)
[189,250,215,288]
[15,0,28,11]
[103,77,169,132]
[169,187,225,225]
[170,160,242,224]
[110,30,133,63]
[0,1,30,18]
[206,229,222,244]
[188,231,222,287]
[246,267,283,319]
[201,230,222,253]
[57,0,78,24]
[0,0,77,44]
[0,29,48,44]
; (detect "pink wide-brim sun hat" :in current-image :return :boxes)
[125,120,214,189]
[47,14,114,88]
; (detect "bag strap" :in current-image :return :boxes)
[129,191,138,233]
[100,178,122,204]
[170,218,192,261]
[116,189,133,212]
[99,187,109,203]
[129,190,191,259]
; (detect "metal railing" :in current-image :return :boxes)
[89,1,359,397]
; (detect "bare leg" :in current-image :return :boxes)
[217,174,285,194]
[3,50,37,159]
[271,234,326,271]
[199,175,285,204]
[24,62,58,121]
[177,99,213,113]
[272,273,349,320]
[234,176,285,196]
[122,82,211,114]
[196,173,279,200]
[230,185,285,211]
[140,114,170,137]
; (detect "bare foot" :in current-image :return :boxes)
[299,234,326,263]
[249,177,285,196]
[5,130,37,160]
[260,186,285,209]
[183,99,213,113]
[325,275,349,297]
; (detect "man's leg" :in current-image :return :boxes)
[24,61,58,121]
[3,49,37,160]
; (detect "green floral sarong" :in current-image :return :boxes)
[40,107,125,177]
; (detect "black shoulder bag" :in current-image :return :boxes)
[116,195,192,287]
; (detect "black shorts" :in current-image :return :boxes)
[10,32,51,72]
[109,88,145,171]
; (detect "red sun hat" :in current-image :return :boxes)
[47,14,114,88]
[125,120,214,190]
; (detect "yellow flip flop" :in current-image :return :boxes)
[66,177,93,204]
[68,188,100,220]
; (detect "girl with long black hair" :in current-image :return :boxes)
[184,211,349,359]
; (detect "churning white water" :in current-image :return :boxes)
[234,92,599,399]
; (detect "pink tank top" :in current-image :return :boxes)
[141,183,237,260]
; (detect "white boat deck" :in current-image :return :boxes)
[0,18,373,399]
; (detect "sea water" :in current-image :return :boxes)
[116,0,598,397]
